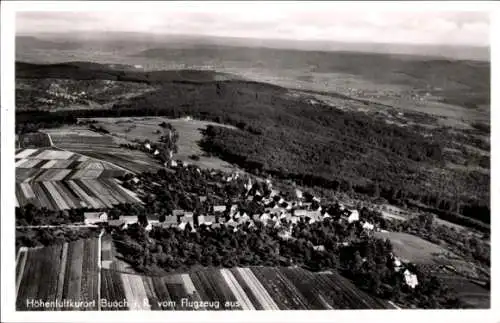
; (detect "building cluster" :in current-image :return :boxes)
[85,175,378,240]
[84,171,421,291]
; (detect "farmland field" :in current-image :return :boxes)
[16,238,100,311]
[99,266,391,311]
[17,236,393,311]
[374,231,455,264]
[15,147,142,211]
[43,127,163,173]
[81,117,241,172]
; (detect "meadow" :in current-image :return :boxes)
[84,116,240,172]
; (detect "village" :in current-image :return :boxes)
[82,165,419,290]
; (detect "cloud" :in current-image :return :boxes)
[16,9,490,46]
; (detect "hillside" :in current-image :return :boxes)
[15,62,490,230]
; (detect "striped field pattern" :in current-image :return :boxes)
[16,238,100,311]
[16,236,392,311]
[15,148,141,211]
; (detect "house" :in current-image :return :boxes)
[305,210,321,221]
[145,214,162,231]
[198,215,216,226]
[393,258,402,272]
[313,245,325,252]
[259,213,271,223]
[184,212,194,218]
[295,189,303,199]
[169,160,178,168]
[362,221,374,231]
[153,150,160,156]
[294,209,307,218]
[278,228,293,240]
[403,270,419,289]
[347,210,360,223]
[213,205,226,213]
[172,209,184,217]
[84,212,108,225]
[226,219,237,228]
[144,143,151,150]
[199,196,207,203]
[238,215,250,225]
[270,189,279,198]
[178,222,187,230]
[162,216,178,228]
[244,178,252,191]
[108,219,125,229]
[115,215,137,229]
[323,212,331,219]
[182,161,189,167]
[229,204,238,216]
[131,177,140,184]
[181,215,194,227]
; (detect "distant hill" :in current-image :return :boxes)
[16,33,490,62]
[15,61,229,83]
[132,45,490,104]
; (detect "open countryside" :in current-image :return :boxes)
[13,8,490,313]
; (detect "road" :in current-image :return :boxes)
[16,224,99,229]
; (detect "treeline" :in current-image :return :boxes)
[15,227,100,249]
[16,61,223,84]
[16,204,86,226]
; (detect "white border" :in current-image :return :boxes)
[1,1,499,323]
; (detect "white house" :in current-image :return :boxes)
[144,143,151,151]
[153,150,160,156]
[362,221,375,231]
[198,215,215,226]
[84,212,108,225]
[313,245,325,252]
[347,210,360,223]
[403,270,419,288]
[260,213,271,223]
[294,209,307,218]
[213,205,227,213]
[226,219,237,228]
[145,215,161,231]
[120,215,138,229]
[295,189,303,199]
[394,258,402,272]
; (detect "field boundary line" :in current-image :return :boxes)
[98,229,104,311]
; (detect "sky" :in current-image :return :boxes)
[15,3,491,46]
